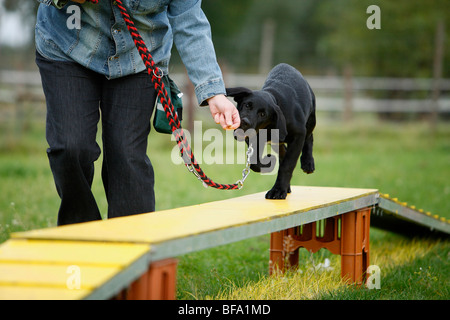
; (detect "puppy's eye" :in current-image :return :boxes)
[245,102,253,109]
[258,111,266,118]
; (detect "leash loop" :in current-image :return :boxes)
[152,68,164,79]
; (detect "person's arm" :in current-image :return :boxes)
[167,0,239,130]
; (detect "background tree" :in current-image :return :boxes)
[0,0,448,78]
[316,0,449,78]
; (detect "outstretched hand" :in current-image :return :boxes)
[207,94,240,130]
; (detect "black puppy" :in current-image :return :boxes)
[226,63,316,199]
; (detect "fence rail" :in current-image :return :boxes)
[222,74,450,91]
[1,70,449,114]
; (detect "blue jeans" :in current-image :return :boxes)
[36,52,156,226]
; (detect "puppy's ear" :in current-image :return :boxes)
[226,87,253,103]
[270,102,288,142]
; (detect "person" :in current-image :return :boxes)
[35,0,240,225]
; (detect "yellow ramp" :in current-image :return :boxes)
[11,186,378,260]
[1,186,379,299]
[12,186,377,244]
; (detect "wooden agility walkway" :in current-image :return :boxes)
[0,185,447,300]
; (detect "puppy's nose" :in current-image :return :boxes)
[240,118,251,130]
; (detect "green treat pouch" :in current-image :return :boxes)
[153,75,183,134]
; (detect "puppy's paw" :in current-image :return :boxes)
[265,187,288,199]
[301,157,315,174]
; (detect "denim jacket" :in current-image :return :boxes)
[35,0,225,104]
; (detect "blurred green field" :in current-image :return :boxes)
[0,113,449,299]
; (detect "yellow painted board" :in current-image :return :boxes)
[0,240,151,300]
[12,186,377,244]
[0,239,150,267]
[0,285,89,300]
[0,263,119,290]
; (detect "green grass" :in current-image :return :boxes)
[213,232,449,300]
[0,112,449,299]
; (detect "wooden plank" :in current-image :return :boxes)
[149,187,378,261]
[0,239,150,266]
[375,195,450,236]
[0,263,120,290]
[0,240,151,300]
[12,186,378,247]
